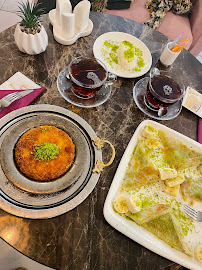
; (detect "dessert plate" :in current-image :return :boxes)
[0,105,102,219]
[104,120,202,270]
[93,32,152,78]
[1,114,88,194]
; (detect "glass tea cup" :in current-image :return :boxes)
[67,57,117,98]
[145,68,185,116]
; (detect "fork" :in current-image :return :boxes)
[0,90,33,109]
[183,204,202,222]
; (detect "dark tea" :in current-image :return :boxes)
[69,58,107,97]
[146,75,182,109]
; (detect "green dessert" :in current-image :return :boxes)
[113,125,202,261]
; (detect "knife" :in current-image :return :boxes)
[0,89,34,108]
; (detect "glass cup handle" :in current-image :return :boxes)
[105,73,117,86]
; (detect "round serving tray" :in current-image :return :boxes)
[0,105,102,219]
[1,114,89,194]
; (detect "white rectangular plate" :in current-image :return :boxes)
[104,120,202,270]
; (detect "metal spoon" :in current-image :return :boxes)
[158,106,168,117]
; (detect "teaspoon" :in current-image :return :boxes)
[158,106,167,117]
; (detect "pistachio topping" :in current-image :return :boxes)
[122,40,135,62]
[33,142,59,161]
[101,39,145,71]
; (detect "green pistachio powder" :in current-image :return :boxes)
[33,142,59,161]
[113,126,202,257]
[101,40,145,72]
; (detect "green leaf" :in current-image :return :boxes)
[16,0,45,29]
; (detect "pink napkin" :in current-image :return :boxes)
[198,118,202,144]
[0,87,46,118]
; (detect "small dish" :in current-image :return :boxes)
[57,66,112,108]
[133,77,182,120]
[93,32,152,78]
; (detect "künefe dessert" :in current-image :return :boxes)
[15,125,75,181]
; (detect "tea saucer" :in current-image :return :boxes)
[133,77,182,120]
[57,66,112,108]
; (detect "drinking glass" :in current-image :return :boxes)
[145,68,185,115]
[67,57,117,98]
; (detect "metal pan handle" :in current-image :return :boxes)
[91,137,115,173]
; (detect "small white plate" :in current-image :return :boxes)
[93,32,152,78]
[104,120,202,270]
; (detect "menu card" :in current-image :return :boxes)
[182,86,202,117]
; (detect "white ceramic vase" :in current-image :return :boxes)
[14,24,48,55]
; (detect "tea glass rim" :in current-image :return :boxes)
[149,69,185,104]
[68,56,108,89]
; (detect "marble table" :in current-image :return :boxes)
[0,12,202,270]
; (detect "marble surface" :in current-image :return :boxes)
[0,237,53,270]
[0,12,202,270]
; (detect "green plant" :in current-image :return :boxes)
[17,0,44,30]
